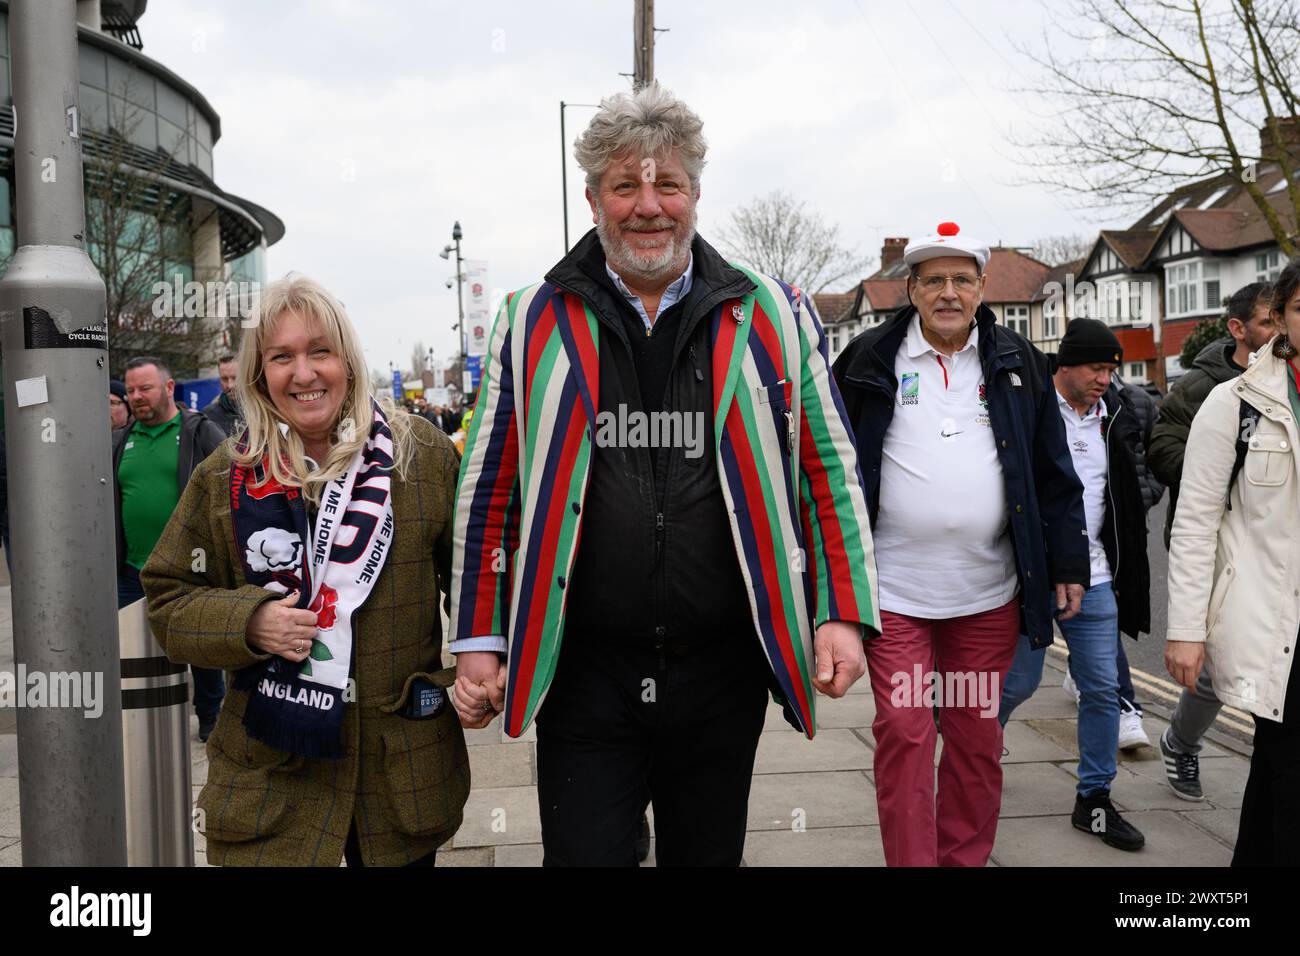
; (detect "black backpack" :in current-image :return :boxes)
[1226,399,1263,510]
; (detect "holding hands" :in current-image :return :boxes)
[453,651,506,729]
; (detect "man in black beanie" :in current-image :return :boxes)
[109,379,131,431]
[998,318,1152,851]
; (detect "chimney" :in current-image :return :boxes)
[1260,116,1300,165]
[881,237,908,271]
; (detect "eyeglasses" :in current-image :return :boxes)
[915,274,980,293]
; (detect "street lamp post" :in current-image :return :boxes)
[440,221,466,399]
[560,102,599,254]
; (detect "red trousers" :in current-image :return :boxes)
[866,596,1020,867]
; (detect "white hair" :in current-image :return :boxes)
[573,83,707,192]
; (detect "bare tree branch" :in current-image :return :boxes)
[1007,0,1300,253]
[714,191,871,294]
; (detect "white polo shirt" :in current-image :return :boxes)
[873,315,1018,618]
[1057,389,1111,586]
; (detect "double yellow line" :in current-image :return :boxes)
[1044,644,1256,737]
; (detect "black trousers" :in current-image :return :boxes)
[1233,647,1300,866]
[536,633,771,867]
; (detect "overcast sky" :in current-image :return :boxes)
[141,0,1127,376]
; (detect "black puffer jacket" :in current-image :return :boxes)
[1148,338,1241,548]
[1115,375,1164,511]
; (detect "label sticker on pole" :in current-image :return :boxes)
[23,306,108,349]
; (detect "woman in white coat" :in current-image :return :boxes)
[1166,258,1300,866]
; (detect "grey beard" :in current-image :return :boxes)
[596,207,695,286]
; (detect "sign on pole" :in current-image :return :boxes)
[465,260,490,356]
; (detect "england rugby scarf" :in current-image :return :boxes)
[230,401,396,758]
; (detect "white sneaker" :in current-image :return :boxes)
[1062,672,1080,706]
[1118,710,1151,751]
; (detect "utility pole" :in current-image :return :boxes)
[633,0,655,89]
[0,0,127,865]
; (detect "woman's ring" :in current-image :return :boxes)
[295,640,303,653]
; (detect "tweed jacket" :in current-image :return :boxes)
[450,262,880,740]
[141,415,470,866]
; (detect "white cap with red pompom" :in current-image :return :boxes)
[903,222,990,271]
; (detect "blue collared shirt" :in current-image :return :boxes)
[604,254,694,335]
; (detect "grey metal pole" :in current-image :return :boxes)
[633,0,655,89]
[560,101,569,254]
[0,0,127,865]
[453,226,465,364]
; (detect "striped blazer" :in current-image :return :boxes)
[449,266,879,738]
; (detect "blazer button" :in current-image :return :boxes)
[557,576,566,589]
[1285,647,1292,654]
[571,502,581,514]
[655,625,666,637]
[1000,439,1008,449]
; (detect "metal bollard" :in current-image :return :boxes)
[119,599,194,866]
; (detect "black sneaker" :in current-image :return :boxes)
[198,715,217,743]
[1072,791,1145,851]
[1159,729,1205,801]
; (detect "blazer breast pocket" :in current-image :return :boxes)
[757,379,795,454]
[757,378,793,411]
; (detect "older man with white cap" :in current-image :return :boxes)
[832,222,1089,866]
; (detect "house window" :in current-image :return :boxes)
[1043,301,1059,340]
[1165,260,1221,318]
[1256,250,1283,283]
[1005,305,1029,337]
[1125,361,1148,385]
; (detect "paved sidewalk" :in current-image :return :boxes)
[0,580,1249,866]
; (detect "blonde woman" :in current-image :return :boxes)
[142,274,469,866]
[1166,258,1300,865]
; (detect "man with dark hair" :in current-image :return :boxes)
[998,319,1151,851]
[201,353,242,437]
[1148,280,1276,800]
[115,355,228,741]
[109,379,131,431]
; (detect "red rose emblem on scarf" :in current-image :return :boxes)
[310,584,339,630]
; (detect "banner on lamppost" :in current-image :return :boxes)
[433,366,445,388]
[392,369,403,399]
[465,260,490,356]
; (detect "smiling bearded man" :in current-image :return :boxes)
[449,83,880,867]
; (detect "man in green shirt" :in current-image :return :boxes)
[114,356,226,738]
